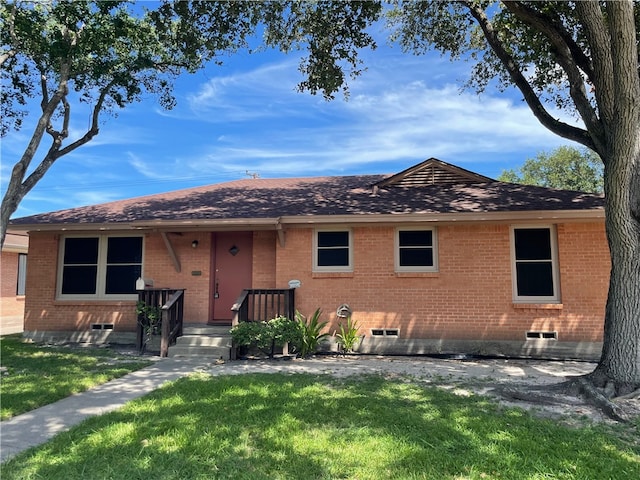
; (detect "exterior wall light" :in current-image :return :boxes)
[192,240,199,248]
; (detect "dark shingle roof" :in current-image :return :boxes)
[10,159,604,227]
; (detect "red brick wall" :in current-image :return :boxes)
[143,232,212,323]
[23,222,609,345]
[253,231,277,288]
[0,251,25,317]
[275,223,609,343]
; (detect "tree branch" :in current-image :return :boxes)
[503,2,604,152]
[21,78,113,193]
[504,2,595,81]
[0,49,17,67]
[461,1,594,150]
[574,1,615,129]
[40,73,49,110]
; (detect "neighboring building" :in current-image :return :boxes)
[9,159,609,359]
[0,232,28,334]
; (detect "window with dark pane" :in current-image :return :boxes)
[317,231,349,267]
[61,238,99,294]
[59,235,143,297]
[106,265,142,294]
[64,237,99,264]
[106,237,143,294]
[399,230,433,267]
[107,237,143,263]
[514,228,551,260]
[516,263,554,296]
[62,265,98,294]
[514,228,555,298]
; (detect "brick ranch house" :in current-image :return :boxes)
[10,158,609,360]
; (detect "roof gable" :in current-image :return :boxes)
[374,158,494,189]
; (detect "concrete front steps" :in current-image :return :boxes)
[168,324,233,360]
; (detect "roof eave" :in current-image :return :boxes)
[9,208,604,234]
[9,217,282,233]
[280,209,605,226]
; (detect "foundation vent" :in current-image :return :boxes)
[526,331,557,340]
[371,328,400,337]
[91,323,115,331]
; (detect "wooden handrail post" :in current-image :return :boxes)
[160,309,170,357]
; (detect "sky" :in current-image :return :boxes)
[1,21,582,220]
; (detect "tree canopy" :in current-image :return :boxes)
[0,0,381,246]
[498,146,604,193]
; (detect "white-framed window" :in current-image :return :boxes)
[510,226,560,303]
[57,235,143,300]
[16,253,27,296]
[395,228,438,272]
[313,229,353,272]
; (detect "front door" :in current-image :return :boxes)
[210,232,253,323]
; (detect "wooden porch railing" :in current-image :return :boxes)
[137,288,185,356]
[231,288,296,326]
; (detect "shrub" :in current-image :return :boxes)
[230,316,301,358]
[135,301,162,354]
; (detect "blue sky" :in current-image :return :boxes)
[2,30,580,219]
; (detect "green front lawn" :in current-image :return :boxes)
[0,335,152,420]
[2,372,638,479]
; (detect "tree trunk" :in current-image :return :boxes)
[0,168,27,249]
[592,138,640,394]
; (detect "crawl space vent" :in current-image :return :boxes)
[526,331,557,340]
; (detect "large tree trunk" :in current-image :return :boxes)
[591,138,640,394]
[582,0,640,395]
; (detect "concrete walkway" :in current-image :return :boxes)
[0,355,595,464]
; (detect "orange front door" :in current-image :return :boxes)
[210,232,253,323]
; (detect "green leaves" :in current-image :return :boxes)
[230,316,302,359]
[335,315,361,353]
[295,308,330,358]
[498,146,604,193]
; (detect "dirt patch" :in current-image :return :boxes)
[210,355,640,426]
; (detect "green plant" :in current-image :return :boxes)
[230,316,301,358]
[295,308,330,358]
[335,315,360,353]
[135,301,162,353]
[230,321,264,347]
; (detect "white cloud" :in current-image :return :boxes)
[173,76,576,178]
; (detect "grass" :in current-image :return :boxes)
[0,335,152,420]
[2,372,638,479]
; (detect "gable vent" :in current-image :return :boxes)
[374,158,493,190]
[394,165,471,186]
